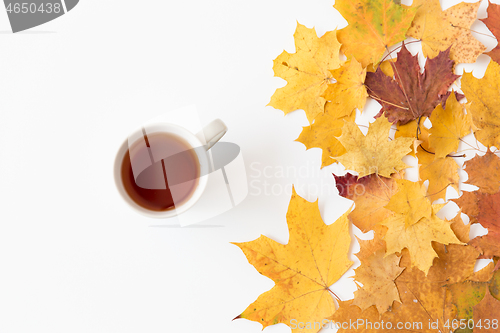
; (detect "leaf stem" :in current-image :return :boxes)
[327,287,342,301]
[378,40,422,66]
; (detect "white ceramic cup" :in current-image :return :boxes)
[114,119,227,218]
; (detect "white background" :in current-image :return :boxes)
[0,0,497,332]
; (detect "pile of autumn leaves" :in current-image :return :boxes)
[232,0,500,332]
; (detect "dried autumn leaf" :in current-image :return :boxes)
[365,43,460,125]
[232,189,353,333]
[470,235,500,260]
[428,92,474,159]
[452,191,480,225]
[464,150,500,194]
[470,262,496,283]
[268,23,342,124]
[481,1,500,64]
[396,114,461,202]
[463,191,500,259]
[381,204,463,274]
[418,151,460,203]
[354,235,386,262]
[335,116,414,178]
[352,239,404,315]
[447,266,500,330]
[296,113,354,168]
[406,0,486,63]
[395,117,430,157]
[334,0,416,67]
[384,179,432,228]
[473,290,500,333]
[334,173,401,233]
[461,60,500,148]
[391,245,478,333]
[330,300,382,332]
[331,245,479,332]
[451,213,471,243]
[323,59,368,119]
[452,189,500,258]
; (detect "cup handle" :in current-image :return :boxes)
[196,119,228,150]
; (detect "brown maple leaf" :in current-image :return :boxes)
[331,245,479,332]
[452,187,500,259]
[455,190,500,259]
[473,289,500,333]
[482,1,500,64]
[452,191,479,224]
[464,150,500,194]
[365,43,460,125]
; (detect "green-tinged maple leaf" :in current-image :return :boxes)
[334,0,416,67]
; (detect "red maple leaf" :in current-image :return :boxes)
[365,43,460,124]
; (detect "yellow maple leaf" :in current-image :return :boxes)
[268,22,342,124]
[406,0,486,63]
[335,116,414,178]
[335,0,416,67]
[428,93,474,159]
[296,113,354,168]
[418,152,460,203]
[232,188,353,333]
[395,117,429,157]
[462,60,500,148]
[352,238,404,315]
[323,59,368,119]
[396,117,460,202]
[384,179,432,228]
[367,59,396,78]
[381,205,463,274]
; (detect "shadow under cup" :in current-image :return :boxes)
[120,132,202,212]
